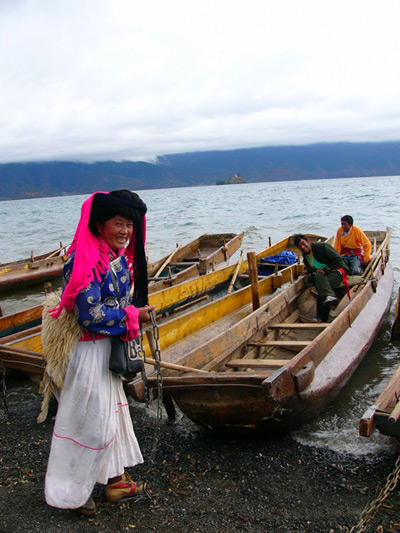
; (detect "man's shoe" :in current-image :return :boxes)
[323,295,339,307]
[106,472,147,502]
[311,316,323,322]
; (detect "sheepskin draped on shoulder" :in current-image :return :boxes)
[37,290,85,423]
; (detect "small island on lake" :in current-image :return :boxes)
[216,173,248,185]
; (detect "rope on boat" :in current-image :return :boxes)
[349,453,400,532]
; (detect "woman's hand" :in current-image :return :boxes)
[138,305,156,325]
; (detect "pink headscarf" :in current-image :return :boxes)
[50,191,146,318]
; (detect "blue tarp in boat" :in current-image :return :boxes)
[258,250,297,276]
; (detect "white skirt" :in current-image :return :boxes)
[45,337,143,509]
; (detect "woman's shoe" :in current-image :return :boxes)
[76,497,96,516]
[105,472,147,502]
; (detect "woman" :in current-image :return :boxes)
[44,190,154,516]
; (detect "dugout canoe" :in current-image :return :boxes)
[361,285,400,440]
[0,233,320,383]
[147,232,244,293]
[0,244,67,293]
[360,359,400,441]
[143,230,393,432]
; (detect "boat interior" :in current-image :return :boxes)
[147,233,242,284]
[147,230,389,385]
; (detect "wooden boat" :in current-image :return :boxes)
[0,233,317,383]
[147,233,244,293]
[0,231,316,338]
[0,233,241,295]
[0,304,43,339]
[0,232,242,333]
[360,361,400,441]
[0,244,66,270]
[0,244,67,293]
[363,288,400,439]
[142,230,393,432]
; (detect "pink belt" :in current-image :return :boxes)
[79,331,108,342]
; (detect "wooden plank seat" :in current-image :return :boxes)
[247,340,312,348]
[226,358,290,369]
[268,322,328,330]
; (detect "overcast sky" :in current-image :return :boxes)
[0,0,399,164]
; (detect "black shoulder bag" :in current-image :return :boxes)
[108,260,144,379]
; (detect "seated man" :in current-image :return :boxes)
[294,234,351,322]
[334,215,372,275]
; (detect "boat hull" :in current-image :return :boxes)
[0,256,66,293]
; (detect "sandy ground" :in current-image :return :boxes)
[1,376,400,533]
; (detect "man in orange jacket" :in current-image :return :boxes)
[334,215,372,275]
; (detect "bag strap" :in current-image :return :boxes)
[109,263,120,302]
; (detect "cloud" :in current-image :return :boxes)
[0,0,399,163]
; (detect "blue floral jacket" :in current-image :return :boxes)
[63,253,133,337]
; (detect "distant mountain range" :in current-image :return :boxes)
[1,141,400,200]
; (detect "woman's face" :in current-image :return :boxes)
[97,215,134,252]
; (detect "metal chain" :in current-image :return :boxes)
[130,311,164,503]
[140,310,163,469]
[0,361,10,418]
[148,310,163,466]
[139,327,151,407]
[349,453,400,532]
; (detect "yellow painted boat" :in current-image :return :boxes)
[0,233,242,295]
[147,232,244,293]
[0,244,67,293]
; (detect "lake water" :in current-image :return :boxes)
[1,175,400,456]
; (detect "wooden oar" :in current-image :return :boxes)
[148,244,182,286]
[145,357,208,374]
[226,246,247,294]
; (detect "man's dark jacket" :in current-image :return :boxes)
[303,242,350,274]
